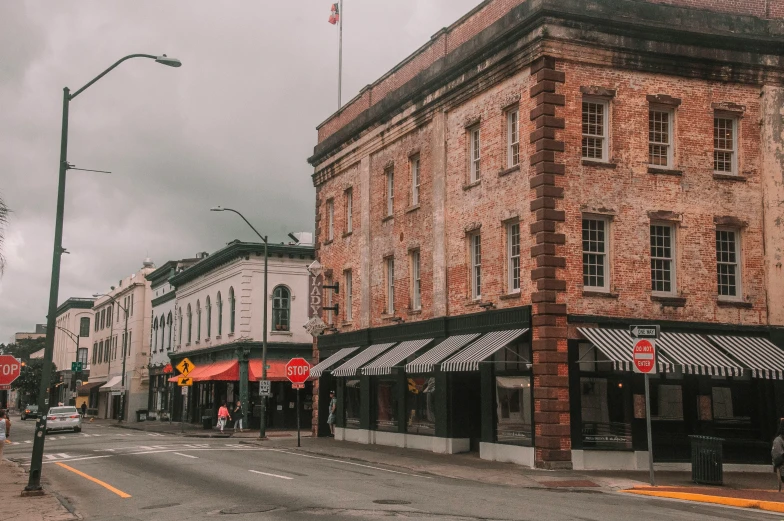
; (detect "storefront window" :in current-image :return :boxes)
[376,379,398,432]
[580,377,632,450]
[712,386,751,421]
[495,376,532,446]
[651,384,683,420]
[406,376,436,436]
[345,379,361,429]
[493,340,531,371]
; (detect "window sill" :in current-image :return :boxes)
[717,299,753,309]
[713,173,747,182]
[648,167,682,176]
[498,165,520,177]
[463,180,481,191]
[583,290,619,299]
[228,333,235,338]
[582,159,616,169]
[342,231,353,238]
[205,338,210,343]
[195,341,200,345]
[215,336,221,340]
[406,204,420,214]
[499,292,521,301]
[381,215,394,223]
[270,331,293,336]
[463,299,482,307]
[323,239,334,246]
[341,321,353,327]
[651,295,687,307]
[185,343,191,347]
[407,309,422,316]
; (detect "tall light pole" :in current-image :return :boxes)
[210,206,269,438]
[25,53,181,494]
[94,294,129,423]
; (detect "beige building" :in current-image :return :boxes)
[52,298,95,406]
[89,259,155,421]
[15,324,47,342]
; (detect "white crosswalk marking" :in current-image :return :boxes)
[147,433,165,437]
[44,453,72,460]
[182,444,209,448]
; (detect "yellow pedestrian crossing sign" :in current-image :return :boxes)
[178,376,193,386]
[176,358,195,376]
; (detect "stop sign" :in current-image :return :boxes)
[285,358,311,384]
[633,339,657,374]
[0,355,22,386]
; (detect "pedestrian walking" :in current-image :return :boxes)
[773,418,784,491]
[233,401,244,433]
[80,402,87,418]
[0,410,9,459]
[327,391,337,437]
[217,403,231,433]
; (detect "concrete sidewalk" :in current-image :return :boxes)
[0,459,77,520]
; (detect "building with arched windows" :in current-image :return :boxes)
[168,239,315,430]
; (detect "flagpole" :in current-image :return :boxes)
[338,0,343,109]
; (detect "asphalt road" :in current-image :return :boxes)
[4,416,778,521]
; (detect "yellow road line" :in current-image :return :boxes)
[55,462,131,498]
[621,489,784,514]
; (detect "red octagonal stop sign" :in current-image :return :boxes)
[0,355,22,386]
[285,357,311,384]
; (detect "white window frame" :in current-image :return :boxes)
[469,126,481,182]
[386,257,395,314]
[716,228,741,300]
[470,233,482,300]
[507,109,520,168]
[714,116,738,175]
[344,270,353,322]
[582,98,609,161]
[650,223,677,296]
[345,188,353,234]
[507,222,521,293]
[386,167,394,217]
[648,107,673,168]
[411,250,421,310]
[582,217,610,292]
[411,156,420,206]
[327,199,334,241]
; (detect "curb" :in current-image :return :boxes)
[621,489,784,513]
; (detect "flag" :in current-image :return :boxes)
[328,3,340,25]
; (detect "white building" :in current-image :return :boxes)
[167,238,315,429]
[53,297,95,406]
[90,259,156,421]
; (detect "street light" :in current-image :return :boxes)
[93,294,129,424]
[211,206,273,439]
[26,53,181,494]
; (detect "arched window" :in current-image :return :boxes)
[229,287,236,334]
[196,300,202,341]
[216,292,223,336]
[167,312,173,349]
[206,296,212,338]
[178,308,183,345]
[272,286,291,332]
[187,304,192,343]
[160,314,166,350]
[153,317,159,352]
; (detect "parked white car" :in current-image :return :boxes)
[46,406,82,433]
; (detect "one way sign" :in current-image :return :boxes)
[629,325,660,339]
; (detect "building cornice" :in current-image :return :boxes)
[151,291,176,308]
[55,298,96,317]
[168,340,312,361]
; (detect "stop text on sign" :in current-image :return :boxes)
[0,355,22,386]
[287,365,309,377]
[632,339,657,374]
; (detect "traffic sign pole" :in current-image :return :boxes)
[296,386,301,448]
[630,326,659,487]
[645,372,655,486]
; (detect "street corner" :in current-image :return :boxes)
[620,486,784,514]
[0,461,78,521]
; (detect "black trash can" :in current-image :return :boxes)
[689,435,724,485]
[201,415,212,430]
[135,410,147,422]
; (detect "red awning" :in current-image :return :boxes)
[167,360,239,382]
[248,360,288,381]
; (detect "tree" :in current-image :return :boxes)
[0,337,46,361]
[0,193,8,275]
[12,359,57,405]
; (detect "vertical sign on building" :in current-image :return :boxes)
[309,271,323,319]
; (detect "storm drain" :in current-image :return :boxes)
[373,499,412,505]
[220,504,277,514]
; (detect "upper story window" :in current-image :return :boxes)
[582,99,608,161]
[206,296,212,338]
[325,276,334,325]
[507,109,519,168]
[106,305,112,326]
[216,291,223,336]
[385,167,394,217]
[160,314,166,348]
[79,317,90,337]
[327,199,334,241]
[470,233,482,300]
[187,304,193,343]
[178,309,183,346]
[167,312,173,349]
[716,229,741,299]
[507,222,521,293]
[410,250,421,311]
[582,217,609,292]
[650,224,676,295]
[649,108,673,168]
[469,126,481,182]
[345,188,353,234]
[196,300,202,341]
[410,155,420,206]
[272,286,291,331]
[385,257,395,314]
[153,317,159,352]
[92,343,97,364]
[714,116,738,174]
[344,270,353,322]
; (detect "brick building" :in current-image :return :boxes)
[307,0,784,469]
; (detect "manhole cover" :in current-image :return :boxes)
[373,499,411,505]
[220,505,277,514]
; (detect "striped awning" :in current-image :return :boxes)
[708,335,784,379]
[362,339,435,376]
[658,332,742,376]
[577,327,672,372]
[331,343,396,377]
[405,334,481,374]
[441,329,529,372]
[309,346,361,378]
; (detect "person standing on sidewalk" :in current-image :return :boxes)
[217,403,231,433]
[773,418,784,489]
[327,391,337,437]
[80,402,87,418]
[233,400,244,433]
[0,410,9,459]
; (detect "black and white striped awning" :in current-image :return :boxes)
[331,343,397,377]
[405,334,481,374]
[576,327,672,372]
[657,332,743,376]
[362,339,435,376]
[441,329,529,372]
[309,346,361,378]
[708,335,784,379]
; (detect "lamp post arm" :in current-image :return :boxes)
[222,208,267,244]
[69,54,158,100]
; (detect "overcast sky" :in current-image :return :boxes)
[0,1,481,341]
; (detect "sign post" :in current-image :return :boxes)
[630,325,659,486]
[175,358,196,434]
[286,358,311,448]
